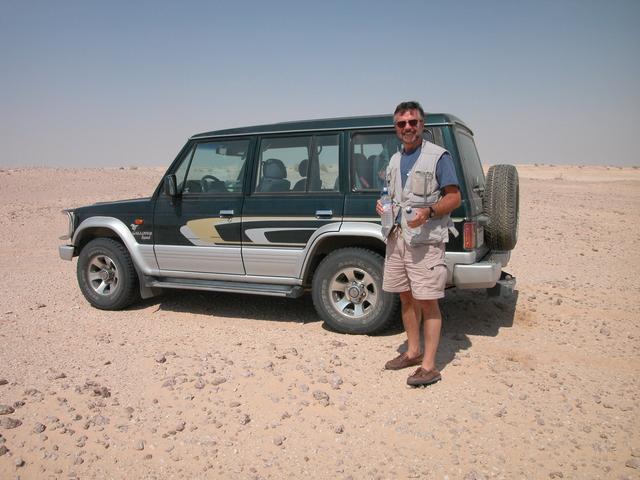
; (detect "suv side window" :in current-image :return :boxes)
[350,128,444,192]
[182,139,250,194]
[350,131,401,192]
[455,128,484,210]
[256,134,339,193]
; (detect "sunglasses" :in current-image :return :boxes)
[395,119,421,128]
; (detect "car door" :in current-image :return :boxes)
[153,137,252,275]
[241,133,344,278]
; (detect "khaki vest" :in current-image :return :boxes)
[383,139,456,245]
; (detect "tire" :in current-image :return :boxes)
[76,238,140,310]
[483,164,519,250]
[311,248,399,335]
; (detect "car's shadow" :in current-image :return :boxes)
[134,287,517,373]
[134,289,321,325]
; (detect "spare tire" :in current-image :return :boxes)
[483,164,519,250]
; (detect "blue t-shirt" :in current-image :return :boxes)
[400,147,459,191]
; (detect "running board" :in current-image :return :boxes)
[146,277,305,298]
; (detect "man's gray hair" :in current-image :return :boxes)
[394,101,425,119]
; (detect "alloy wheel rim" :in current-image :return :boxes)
[328,267,378,319]
[87,254,120,296]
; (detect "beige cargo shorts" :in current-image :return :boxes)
[382,228,447,300]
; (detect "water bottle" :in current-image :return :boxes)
[380,187,393,231]
[404,206,421,237]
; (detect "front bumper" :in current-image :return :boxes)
[59,245,75,261]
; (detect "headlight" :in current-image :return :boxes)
[59,210,76,241]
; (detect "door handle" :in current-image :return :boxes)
[219,210,235,218]
[315,209,333,219]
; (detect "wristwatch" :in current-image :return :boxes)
[429,205,436,218]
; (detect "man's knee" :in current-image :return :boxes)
[399,291,414,303]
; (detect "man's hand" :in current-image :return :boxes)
[407,207,429,228]
[375,199,384,216]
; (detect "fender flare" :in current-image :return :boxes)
[300,221,385,279]
[72,216,159,274]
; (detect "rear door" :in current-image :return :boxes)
[153,137,252,274]
[241,133,343,277]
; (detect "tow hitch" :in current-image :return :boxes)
[487,271,516,297]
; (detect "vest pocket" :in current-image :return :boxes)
[410,170,433,196]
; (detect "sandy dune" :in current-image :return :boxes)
[0,165,639,479]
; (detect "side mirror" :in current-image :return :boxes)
[163,174,178,197]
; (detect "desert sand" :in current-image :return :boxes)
[0,164,639,479]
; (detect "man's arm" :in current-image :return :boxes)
[406,186,460,228]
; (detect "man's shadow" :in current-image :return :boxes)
[389,288,518,372]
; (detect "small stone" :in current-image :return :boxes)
[626,458,640,469]
[495,407,507,418]
[273,435,286,446]
[15,456,25,467]
[229,401,241,408]
[239,414,251,425]
[93,386,111,398]
[334,424,344,434]
[175,421,186,432]
[194,378,205,389]
[0,379,8,386]
[74,455,84,465]
[549,472,564,478]
[134,439,145,451]
[155,354,167,363]
[0,417,22,429]
[330,375,343,390]
[599,327,611,336]
[210,376,226,386]
[464,470,485,480]
[33,423,46,433]
[313,390,330,407]
[0,405,15,415]
[0,445,8,456]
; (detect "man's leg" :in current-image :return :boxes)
[419,299,441,371]
[399,291,422,359]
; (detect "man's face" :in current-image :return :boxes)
[394,109,424,149]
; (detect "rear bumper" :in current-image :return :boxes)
[59,245,75,261]
[452,251,511,289]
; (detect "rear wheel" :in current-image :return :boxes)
[77,238,139,310]
[312,248,398,334]
[483,164,519,250]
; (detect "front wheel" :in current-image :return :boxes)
[311,248,398,334]
[76,238,140,310]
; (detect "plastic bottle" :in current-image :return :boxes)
[380,187,393,230]
[404,206,421,237]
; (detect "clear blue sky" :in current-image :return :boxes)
[1,0,639,167]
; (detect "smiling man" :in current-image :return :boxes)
[376,101,461,387]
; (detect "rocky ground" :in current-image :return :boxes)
[0,165,639,479]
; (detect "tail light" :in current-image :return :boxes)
[463,220,485,250]
[463,221,476,250]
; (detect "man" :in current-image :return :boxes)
[376,101,461,387]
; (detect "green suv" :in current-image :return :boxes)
[59,114,518,334]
